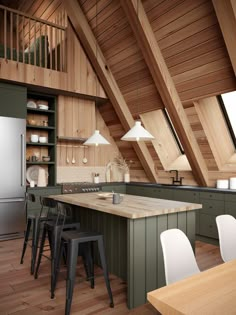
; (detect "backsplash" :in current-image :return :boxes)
[57,166,106,183]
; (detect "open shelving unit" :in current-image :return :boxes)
[26,92,57,186]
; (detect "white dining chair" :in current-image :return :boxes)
[160,228,200,285]
[216,214,236,262]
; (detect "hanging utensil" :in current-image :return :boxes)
[72,145,76,164]
[66,142,69,164]
[82,146,88,164]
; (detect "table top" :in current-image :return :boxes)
[50,192,202,219]
[147,259,236,315]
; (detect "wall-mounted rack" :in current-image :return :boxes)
[57,144,88,148]
[57,136,88,142]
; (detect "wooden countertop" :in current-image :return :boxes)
[50,193,202,219]
[147,259,236,315]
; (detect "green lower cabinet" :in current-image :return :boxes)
[224,201,236,219]
[198,196,225,239]
[199,213,219,239]
[126,185,174,200]
[26,186,62,217]
[126,185,151,197]
[200,199,224,216]
[153,188,174,200]
[101,184,126,194]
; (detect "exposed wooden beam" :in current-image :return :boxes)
[121,0,209,186]
[64,0,158,182]
[212,0,236,76]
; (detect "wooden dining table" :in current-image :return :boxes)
[147,259,236,315]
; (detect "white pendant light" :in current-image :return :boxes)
[83,0,110,147]
[121,121,154,141]
[84,130,110,146]
[121,0,154,142]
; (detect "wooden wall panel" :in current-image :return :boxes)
[57,96,120,168]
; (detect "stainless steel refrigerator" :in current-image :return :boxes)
[0,116,26,240]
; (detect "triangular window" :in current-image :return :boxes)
[218,91,236,148]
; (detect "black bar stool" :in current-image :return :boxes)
[34,199,82,299]
[59,228,114,315]
[20,193,48,274]
[34,196,63,280]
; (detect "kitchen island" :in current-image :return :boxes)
[51,192,202,309]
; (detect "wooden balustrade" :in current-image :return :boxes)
[0,4,66,71]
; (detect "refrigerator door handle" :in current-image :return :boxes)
[0,198,25,203]
[21,133,25,187]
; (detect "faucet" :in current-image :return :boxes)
[169,170,184,185]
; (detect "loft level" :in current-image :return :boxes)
[0,4,66,72]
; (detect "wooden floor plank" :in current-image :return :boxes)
[0,238,222,315]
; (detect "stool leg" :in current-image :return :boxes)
[34,225,47,279]
[51,226,61,299]
[51,240,64,299]
[65,240,78,315]
[97,237,114,308]
[20,218,32,264]
[32,217,42,274]
[30,218,37,274]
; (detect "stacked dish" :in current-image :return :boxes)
[27,101,37,108]
[38,104,49,110]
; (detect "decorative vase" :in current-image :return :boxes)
[124,173,130,183]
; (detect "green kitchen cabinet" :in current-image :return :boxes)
[126,185,151,197]
[225,193,236,219]
[173,189,200,233]
[0,82,27,118]
[198,191,225,239]
[101,184,126,194]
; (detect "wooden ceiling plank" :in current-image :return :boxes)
[121,0,208,186]
[64,0,158,182]
[212,0,236,76]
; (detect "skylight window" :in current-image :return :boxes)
[219,91,236,148]
[163,108,184,154]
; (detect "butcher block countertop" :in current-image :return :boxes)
[50,193,202,219]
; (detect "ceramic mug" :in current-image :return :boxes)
[113,193,123,204]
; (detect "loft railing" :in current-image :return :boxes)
[0,5,66,71]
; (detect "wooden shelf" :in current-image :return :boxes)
[57,136,88,142]
[27,108,55,114]
[27,142,54,146]
[27,124,55,130]
[26,162,55,165]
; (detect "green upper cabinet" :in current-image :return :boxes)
[0,82,27,118]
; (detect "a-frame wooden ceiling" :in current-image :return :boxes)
[64,0,236,186]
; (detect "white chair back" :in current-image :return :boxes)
[216,214,236,262]
[160,228,200,285]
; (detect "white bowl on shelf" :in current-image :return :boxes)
[39,136,48,143]
[38,104,49,110]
